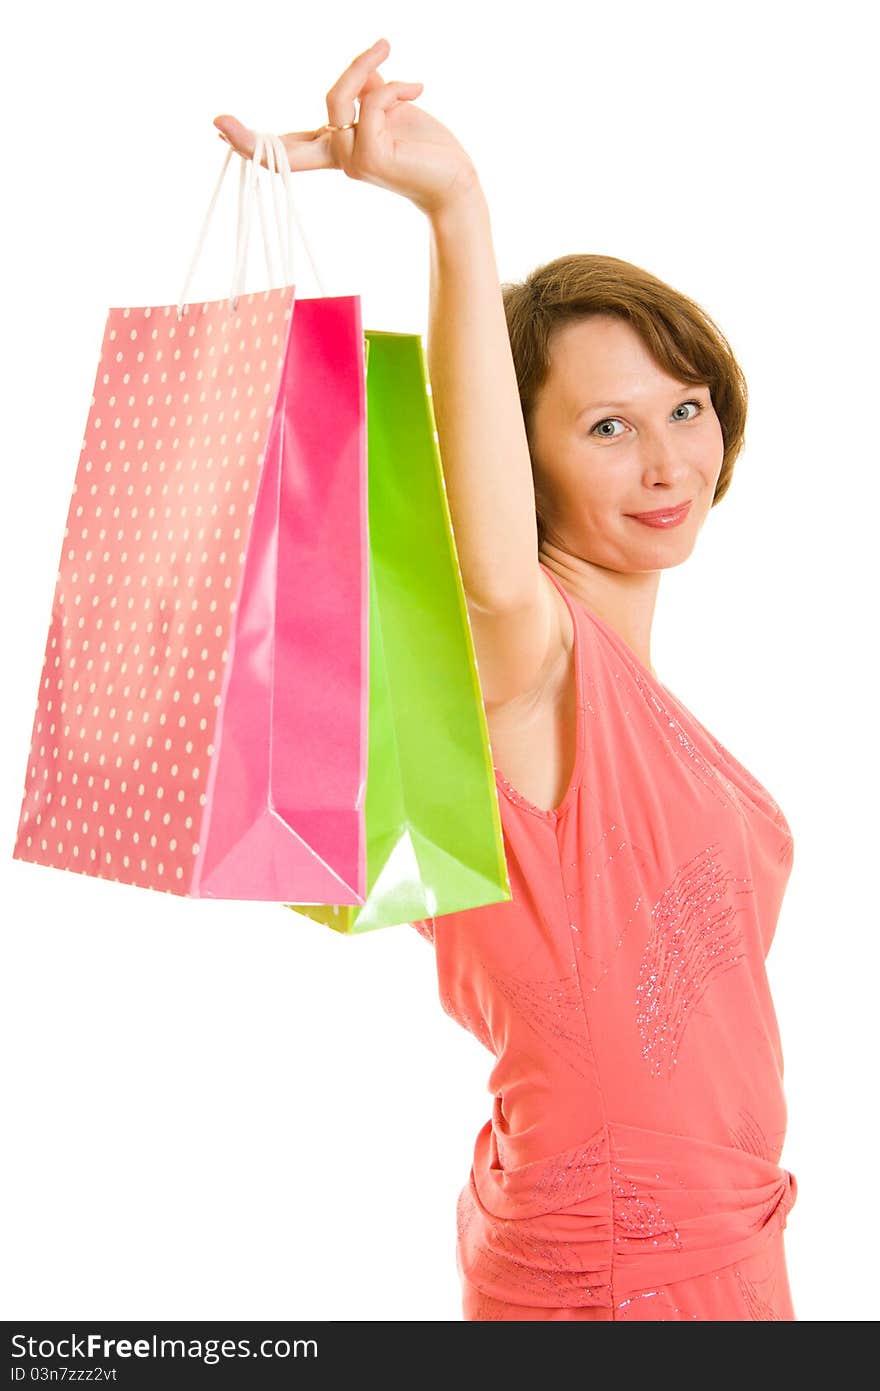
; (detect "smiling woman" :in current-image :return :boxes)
[500,252,748,552]
[415,207,800,1320]
[203,32,798,1323]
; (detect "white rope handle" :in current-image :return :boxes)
[176,131,329,319]
[228,133,289,309]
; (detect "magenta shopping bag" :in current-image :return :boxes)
[12,134,369,901]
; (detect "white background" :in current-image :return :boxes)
[2,0,876,1323]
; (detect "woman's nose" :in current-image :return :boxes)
[641,441,688,484]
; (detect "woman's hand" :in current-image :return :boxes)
[213,38,481,220]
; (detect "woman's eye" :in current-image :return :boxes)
[591,417,626,439]
[590,399,705,438]
[672,400,704,422]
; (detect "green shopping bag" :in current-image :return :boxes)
[285,330,511,933]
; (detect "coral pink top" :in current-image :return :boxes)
[411,563,798,1320]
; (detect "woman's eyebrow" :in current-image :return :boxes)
[575,386,709,420]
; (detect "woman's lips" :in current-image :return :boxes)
[627,500,692,528]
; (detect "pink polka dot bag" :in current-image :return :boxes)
[11,134,371,902]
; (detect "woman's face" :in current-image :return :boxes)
[529,314,725,572]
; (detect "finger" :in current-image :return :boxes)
[325,37,390,128]
[356,80,424,145]
[212,115,331,172]
[357,69,386,97]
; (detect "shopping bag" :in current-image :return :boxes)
[12,133,370,901]
[285,328,511,933]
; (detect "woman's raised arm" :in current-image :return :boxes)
[216,38,558,705]
[427,189,560,708]
[428,190,541,611]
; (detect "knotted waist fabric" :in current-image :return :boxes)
[456,1119,798,1310]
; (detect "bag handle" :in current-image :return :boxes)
[176,131,329,320]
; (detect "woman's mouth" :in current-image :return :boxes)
[626,500,692,528]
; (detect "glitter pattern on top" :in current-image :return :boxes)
[635,842,750,1079]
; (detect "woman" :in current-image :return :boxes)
[215,37,798,1321]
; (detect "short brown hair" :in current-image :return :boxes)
[500,253,748,547]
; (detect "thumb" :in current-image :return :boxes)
[358,69,386,96]
[356,78,424,143]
